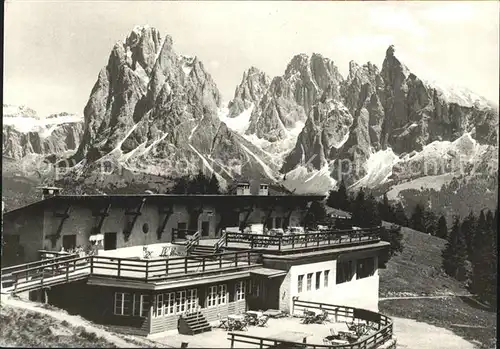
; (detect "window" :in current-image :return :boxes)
[140,295,149,317]
[357,257,376,279]
[298,275,304,293]
[156,294,164,317]
[324,270,330,287]
[306,273,313,291]
[336,261,354,284]
[165,292,175,315]
[315,271,321,290]
[207,286,217,307]
[186,289,198,312]
[235,281,246,301]
[206,284,227,307]
[114,292,132,316]
[176,290,186,313]
[218,284,227,305]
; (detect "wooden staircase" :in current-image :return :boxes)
[189,245,217,257]
[178,311,212,335]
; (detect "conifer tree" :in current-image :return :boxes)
[337,179,349,212]
[208,173,221,194]
[423,209,438,236]
[378,193,393,222]
[461,211,477,258]
[410,203,425,232]
[392,202,408,227]
[351,188,366,226]
[442,215,468,281]
[365,194,382,228]
[436,215,448,239]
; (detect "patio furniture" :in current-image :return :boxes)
[244,313,258,326]
[257,315,269,327]
[263,309,285,318]
[329,328,337,337]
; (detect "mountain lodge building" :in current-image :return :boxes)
[1,186,390,339]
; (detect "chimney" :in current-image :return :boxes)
[39,187,62,200]
[259,183,269,196]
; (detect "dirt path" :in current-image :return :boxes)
[380,294,472,301]
[391,316,476,349]
[1,295,138,348]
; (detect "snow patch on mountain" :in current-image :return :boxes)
[218,104,254,134]
[401,132,488,165]
[3,112,83,137]
[351,148,400,189]
[282,164,335,195]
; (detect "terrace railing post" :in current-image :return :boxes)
[219,254,222,268]
[90,257,94,274]
[235,253,238,267]
[317,233,320,247]
[225,233,228,247]
[165,258,169,276]
[278,238,281,251]
[202,258,206,272]
[184,258,188,274]
[66,263,70,282]
[292,235,295,249]
[247,251,251,265]
[305,234,308,247]
[230,334,235,349]
[259,338,263,349]
[117,259,121,277]
[145,260,149,281]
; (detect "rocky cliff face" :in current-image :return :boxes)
[2,105,84,159]
[281,45,498,190]
[227,67,271,118]
[65,26,277,189]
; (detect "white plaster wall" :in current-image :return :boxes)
[287,256,379,313]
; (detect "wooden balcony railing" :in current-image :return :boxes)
[1,250,262,293]
[227,299,394,349]
[224,227,382,251]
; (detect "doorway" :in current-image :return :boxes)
[104,232,117,251]
[201,221,210,237]
[62,234,77,251]
[176,222,187,239]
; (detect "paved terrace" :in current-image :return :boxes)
[150,299,394,349]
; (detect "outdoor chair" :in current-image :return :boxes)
[257,315,269,327]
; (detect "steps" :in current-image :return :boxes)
[189,245,216,257]
[178,311,212,335]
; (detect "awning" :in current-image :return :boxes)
[250,267,287,279]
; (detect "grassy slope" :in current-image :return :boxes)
[0,304,117,348]
[379,225,467,297]
[378,226,497,349]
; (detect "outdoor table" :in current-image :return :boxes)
[263,309,284,318]
[246,311,263,318]
[228,314,245,321]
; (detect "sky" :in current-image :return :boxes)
[4,1,499,117]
